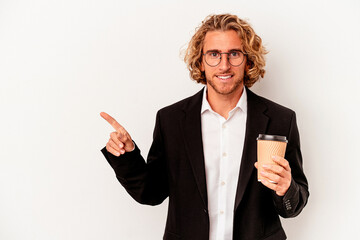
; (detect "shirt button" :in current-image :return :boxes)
[221,181,226,186]
[222,124,226,129]
[222,152,227,157]
[220,210,224,214]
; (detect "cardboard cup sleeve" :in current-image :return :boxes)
[257,134,287,182]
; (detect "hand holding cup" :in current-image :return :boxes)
[254,156,292,196]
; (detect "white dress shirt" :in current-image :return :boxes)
[201,87,247,240]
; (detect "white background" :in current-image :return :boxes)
[1,0,359,239]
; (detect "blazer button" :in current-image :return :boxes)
[204,209,208,214]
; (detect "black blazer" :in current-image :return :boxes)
[102,88,309,240]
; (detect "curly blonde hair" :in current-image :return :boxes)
[184,14,267,87]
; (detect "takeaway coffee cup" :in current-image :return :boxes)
[257,134,288,182]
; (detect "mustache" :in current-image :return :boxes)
[215,71,234,75]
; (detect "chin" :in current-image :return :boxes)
[212,86,238,95]
[211,82,243,96]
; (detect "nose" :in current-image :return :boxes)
[218,54,231,71]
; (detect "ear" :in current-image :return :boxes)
[200,60,205,72]
[245,60,251,72]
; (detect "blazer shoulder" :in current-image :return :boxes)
[157,88,203,116]
[248,89,295,116]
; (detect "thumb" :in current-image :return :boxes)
[119,132,135,152]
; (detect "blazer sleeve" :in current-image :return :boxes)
[101,111,169,206]
[272,111,309,218]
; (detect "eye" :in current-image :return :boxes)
[208,51,220,58]
[229,51,241,58]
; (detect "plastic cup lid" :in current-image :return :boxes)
[256,134,288,142]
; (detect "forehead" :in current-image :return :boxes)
[203,30,243,51]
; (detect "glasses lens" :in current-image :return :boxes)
[205,52,221,66]
[228,51,244,66]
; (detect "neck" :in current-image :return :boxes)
[206,85,244,119]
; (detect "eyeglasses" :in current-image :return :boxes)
[203,50,247,67]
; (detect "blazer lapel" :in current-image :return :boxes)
[234,88,269,211]
[181,89,208,209]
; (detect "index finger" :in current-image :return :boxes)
[100,112,123,132]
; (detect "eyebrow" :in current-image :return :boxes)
[205,48,243,52]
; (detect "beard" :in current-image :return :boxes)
[207,75,244,95]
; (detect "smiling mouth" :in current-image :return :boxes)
[216,75,233,80]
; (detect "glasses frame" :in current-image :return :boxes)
[203,50,247,67]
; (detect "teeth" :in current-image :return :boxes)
[218,75,232,79]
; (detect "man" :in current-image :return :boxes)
[101,14,309,240]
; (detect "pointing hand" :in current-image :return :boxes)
[100,112,135,156]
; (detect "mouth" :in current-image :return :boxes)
[216,74,233,81]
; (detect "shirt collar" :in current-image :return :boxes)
[201,86,248,115]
